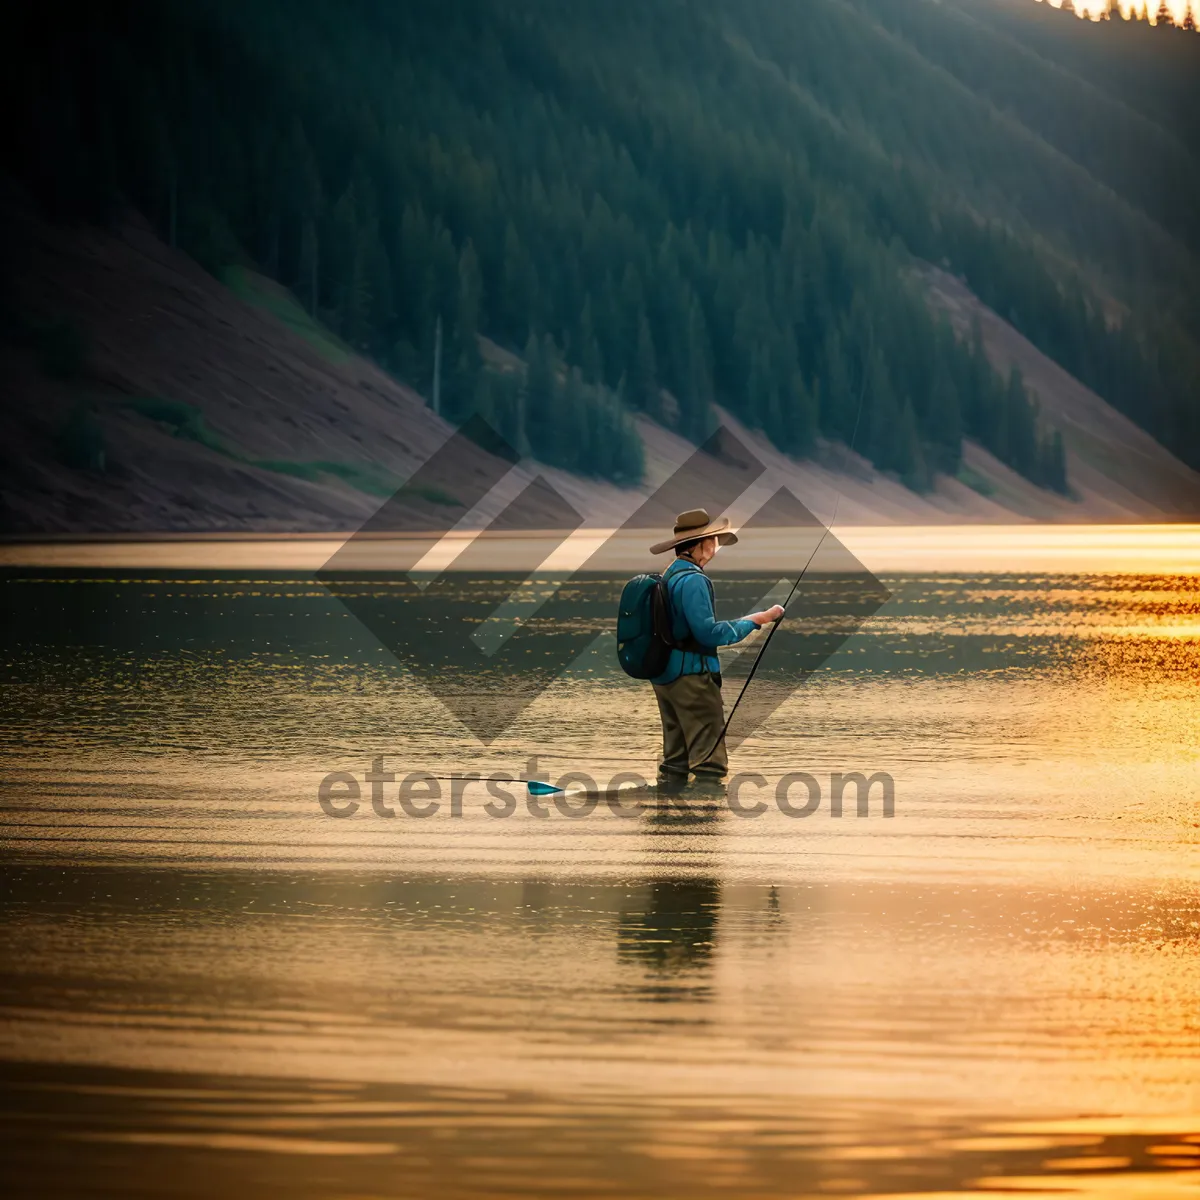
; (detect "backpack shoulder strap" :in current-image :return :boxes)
[662,563,712,655]
[666,563,715,606]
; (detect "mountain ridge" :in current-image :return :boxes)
[2,0,1198,527]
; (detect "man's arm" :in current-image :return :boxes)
[677,573,777,648]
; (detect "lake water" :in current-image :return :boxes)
[1,536,1198,1197]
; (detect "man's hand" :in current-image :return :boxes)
[748,604,785,627]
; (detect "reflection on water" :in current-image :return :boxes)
[618,878,721,980]
[0,562,1198,1197]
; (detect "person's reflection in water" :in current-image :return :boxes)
[617,782,725,998]
[649,775,726,829]
[617,878,721,995]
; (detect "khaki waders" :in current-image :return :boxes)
[652,670,728,781]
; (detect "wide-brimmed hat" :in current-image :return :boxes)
[649,508,740,555]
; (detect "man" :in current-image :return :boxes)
[649,508,784,785]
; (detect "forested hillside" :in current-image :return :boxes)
[5,0,1198,497]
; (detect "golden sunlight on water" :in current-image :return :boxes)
[0,528,1198,1197]
[2,524,1199,573]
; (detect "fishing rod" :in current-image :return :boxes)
[697,322,874,768]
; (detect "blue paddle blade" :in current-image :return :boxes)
[526,780,563,796]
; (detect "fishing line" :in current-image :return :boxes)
[698,321,875,767]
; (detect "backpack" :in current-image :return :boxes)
[616,569,707,679]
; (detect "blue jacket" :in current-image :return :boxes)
[650,558,757,685]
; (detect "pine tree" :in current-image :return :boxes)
[613,408,645,485]
[1046,430,1069,494]
[433,242,484,422]
[679,297,714,443]
[747,345,775,435]
[473,371,505,450]
[1004,368,1037,478]
[298,219,319,317]
[896,398,929,491]
[781,371,818,458]
[630,312,660,418]
[328,183,371,345]
[453,240,483,369]
[961,315,992,439]
[279,119,321,289]
[927,354,963,474]
[398,203,437,354]
[578,298,605,385]
[819,328,854,443]
[589,276,622,389]
[512,369,531,459]
[1154,0,1174,24]
[862,348,900,472]
[523,332,560,462]
[1183,2,1197,28]
[501,221,535,342]
[618,264,646,375]
[560,368,588,472]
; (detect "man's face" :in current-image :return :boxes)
[693,536,719,568]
